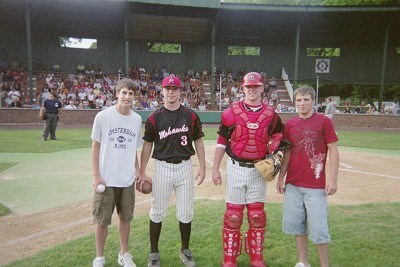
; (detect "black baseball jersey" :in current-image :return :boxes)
[143,105,204,161]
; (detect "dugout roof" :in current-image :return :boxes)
[2,0,399,44]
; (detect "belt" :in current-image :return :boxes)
[231,158,255,168]
[162,158,189,164]
[46,112,57,115]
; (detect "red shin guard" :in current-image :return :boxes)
[245,203,267,267]
[222,203,245,267]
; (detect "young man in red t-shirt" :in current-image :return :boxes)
[276,86,339,267]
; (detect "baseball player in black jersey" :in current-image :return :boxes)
[139,76,206,267]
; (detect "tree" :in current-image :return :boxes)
[59,37,83,48]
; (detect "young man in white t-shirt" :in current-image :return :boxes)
[91,78,142,267]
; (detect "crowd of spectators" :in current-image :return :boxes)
[1,62,281,112]
[5,61,397,115]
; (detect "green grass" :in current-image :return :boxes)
[0,127,399,153]
[1,126,399,265]
[0,163,15,216]
[0,162,17,172]
[0,202,11,216]
[0,128,93,153]
[4,201,400,267]
[337,130,400,150]
[0,127,217,153]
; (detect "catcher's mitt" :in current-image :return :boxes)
[255,151,284,182]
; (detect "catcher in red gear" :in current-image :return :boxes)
[212,72,289,267]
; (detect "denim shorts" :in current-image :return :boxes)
[282,183,330,244]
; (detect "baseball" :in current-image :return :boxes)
[136,180,152,194]
[96,184,105,193]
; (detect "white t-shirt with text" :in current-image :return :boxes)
[91,106,142,187]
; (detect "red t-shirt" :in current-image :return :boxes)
[284,113,338,189]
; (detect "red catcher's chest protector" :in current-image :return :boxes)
[230,102,273,160]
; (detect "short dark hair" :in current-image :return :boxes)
[116,78,135,93]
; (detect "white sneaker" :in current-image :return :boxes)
[118,252,137,267]
[93,256,105,267]
[295,262,311,267]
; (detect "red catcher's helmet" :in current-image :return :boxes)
[242,72,263,87]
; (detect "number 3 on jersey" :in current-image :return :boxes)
[181,136,187,146]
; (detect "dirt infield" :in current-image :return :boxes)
[0,144,400,265]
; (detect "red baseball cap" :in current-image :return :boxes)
[162,76,181,88]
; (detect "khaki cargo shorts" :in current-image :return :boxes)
[92,183,136,226]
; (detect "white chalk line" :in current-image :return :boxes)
[339,168,400,180]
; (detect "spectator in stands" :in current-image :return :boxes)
[202,68,208,81]
[8,87,20,100]
[237,68,246,80]
[145,71,151,83]
[82,99,90,109]
[78,89,87,101]
[226,70,234,85]
[93,86,101,99]
[64,99,77,109]
[151,66,161,82]
[276,102,283,113]
[186,67,194,79]
[366,107,379,115]
[87,90,95,105]
[344,101,351,113]
[0,86,7,107]
[181,95,189,107]
[231,84,238,99]
[41,87,51,104]
[150,98,159,109]
[139,65,146,81]
[95,95,105,109]
[268,77,277,88]
[97,64,103,74]
[270,88,278,107]
[324,97,336,119]
[53,63,60,72]
[392,103,400,115]
[77,63,85,74]
[161,66,169,78]
[94,80,102,91]
[67,90,76,101]
[10,58,18,70]
[262,96,269,105]
[133,94,143,109]
[9,96,22,108]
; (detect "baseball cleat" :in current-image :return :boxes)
[148,252,160,267]
[180,249,196,267]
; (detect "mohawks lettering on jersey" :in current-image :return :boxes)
[159,124,189,140]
